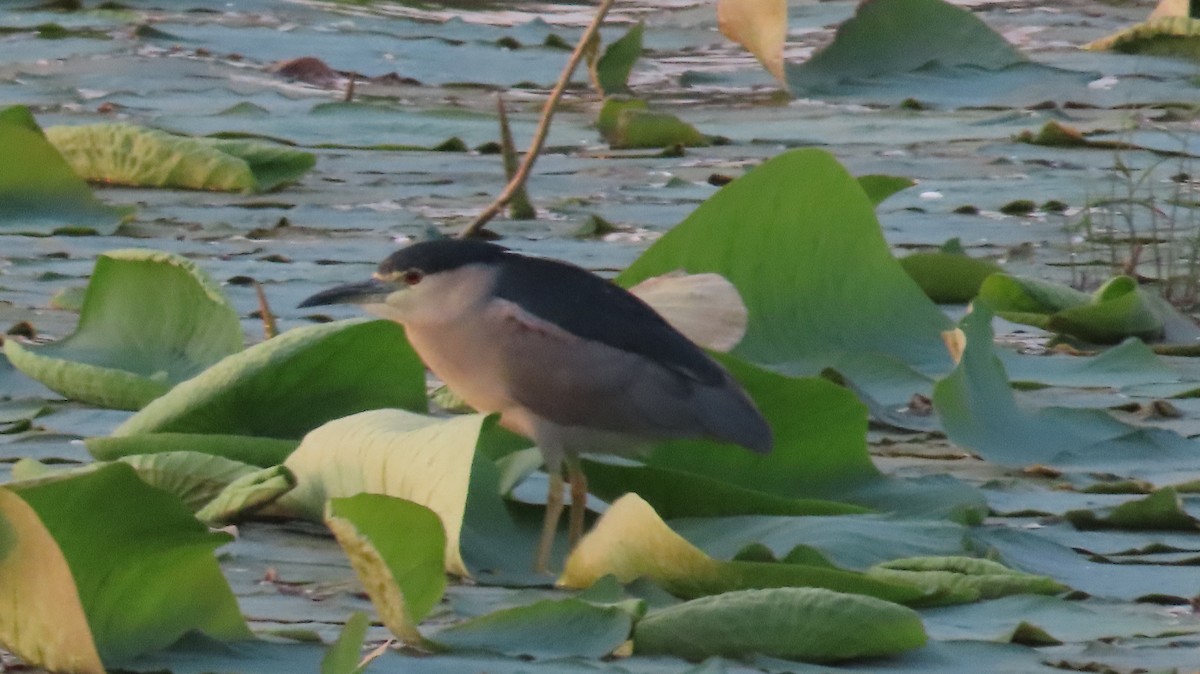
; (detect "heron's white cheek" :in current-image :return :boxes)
[363,301,410,324]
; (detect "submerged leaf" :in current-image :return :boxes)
[633,587,926,662]
[4,249,242,410]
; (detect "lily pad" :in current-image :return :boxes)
[559,494,926,604]
[978,274,1181,344]
[1085,16,1200,60]
[592,21,643,96]
[632,587,926,662]
[717,0,787,84]
[325,494,447,645]
[86,432,299,467]
[112,319,426,439]
[786,0,1026,92]
[44,123,315,193]
[0,105,130,235]
[900,252,1003,304]
[0,463,250,668]
[1065,487,1200,531]
[432,598,637,658]
[619,148,953,376]
[278,410,492,577]
[4,249,243,410]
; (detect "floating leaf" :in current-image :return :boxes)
[900,251,1003,304]
[86,433,299,467]
[4,249,242,410]
[717,0,788,84]
[432,598,636,658]
[980,274,1164,343]
[113,319,426,439]
[320,612,369,674]
[787,0,1025,91]
[0,464,250,668]
[194,464,295,525]
[279,410,489,577]
[1066,487,1200,531]
[602,106,709,149]
[866,556,1067,606]
[857,174,916,205]
[0,105,130,235]
[44,123,315,193]
[933,305,1199,471]
[1085,16,1200,60]
[619,148,953,376]
[632,587,926,662]
[592,21,643,95]
[559,494,925,604]
[325,494,447,645]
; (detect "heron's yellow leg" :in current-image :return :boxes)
[566,455,587,547]
[535,468,565,574]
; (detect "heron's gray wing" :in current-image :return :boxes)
[493,255,728,388]
[493,299,771,452]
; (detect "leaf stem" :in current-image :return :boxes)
[458,0,616,238]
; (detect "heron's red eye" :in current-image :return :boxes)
[403,269,424,286]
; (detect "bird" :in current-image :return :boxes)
[299,239,772,573]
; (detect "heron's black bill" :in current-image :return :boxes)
[297,278,392,308]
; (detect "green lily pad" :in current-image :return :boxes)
[278,410,492,577]
[600,104,709,149]
[632,587,926,662]
[44,123,315,193]
[320,612,369,674]
[979,274,1165,343]
[325,494,447,645]
[900,252,1003,304]
[112,319,426,439]
[4,249,243,410]
[0,463,250,669]
[0,105,130,235]
[86,432,299,467]
[431,598,637,658]
[857,174,917,205]
[786,0,1026,92]
[618,148,953,376]
[866,556,1067,606]
[1066,487,1200,531]
[593,21,643,96]
[559,494,926,605]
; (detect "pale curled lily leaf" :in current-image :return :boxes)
[629,271,748,352]
[717,0,788,85]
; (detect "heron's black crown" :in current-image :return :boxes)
[378,239,510,277]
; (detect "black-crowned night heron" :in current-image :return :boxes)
[299,239,772,572]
